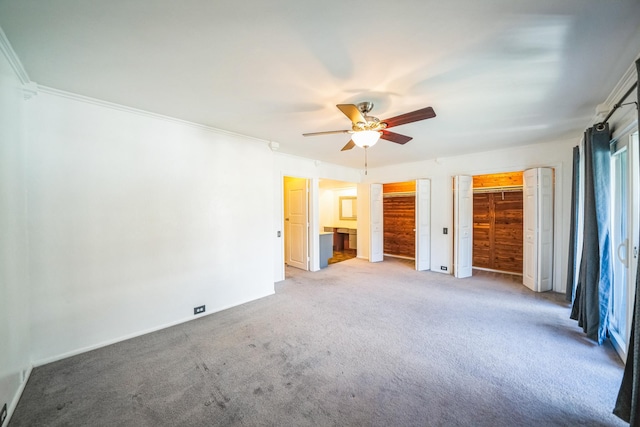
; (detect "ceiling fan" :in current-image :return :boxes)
[303,102,436,151]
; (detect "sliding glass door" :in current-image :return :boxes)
[610,131,639,358]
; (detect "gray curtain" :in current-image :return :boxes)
[614,58,640,425]
[566,146,580,302]
[570,124,611,344]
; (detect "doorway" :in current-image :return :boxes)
[319,179,358,265]
[472,172,524,275]
[383,182,416,260]
[454,170,554,287]
[454,171,525,278]
[379,180,430,270]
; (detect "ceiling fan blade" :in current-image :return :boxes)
[381,130,413,145]
[303,130,351,137]
[382,107,436,128]
[341,140,356,151]
[337,104,366,124]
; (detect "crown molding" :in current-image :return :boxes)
[0,25,32,86]
[22,81,38,100]
[603,58,639,109]
[37,85,271,145]
[590,54,638,125]
[0,25,38,99]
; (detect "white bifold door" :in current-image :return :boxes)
[370,183,384,262]
[454,175,473,278]
[415,179,431,271]
[523,168,554,292]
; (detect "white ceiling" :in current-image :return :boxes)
[1,1,639,169]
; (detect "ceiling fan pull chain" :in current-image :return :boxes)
[364,146,368,175]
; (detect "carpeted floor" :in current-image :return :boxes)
[10,257,626,426]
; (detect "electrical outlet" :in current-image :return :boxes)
[194,305,206,315]
[440,266,448,271]
[1,403,7,426]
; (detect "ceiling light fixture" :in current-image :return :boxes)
[352,130,381,148]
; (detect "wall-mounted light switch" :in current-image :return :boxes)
[443,227,448,235]
[277,231,281,237]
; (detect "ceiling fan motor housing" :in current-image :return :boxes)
[357,101,374,114]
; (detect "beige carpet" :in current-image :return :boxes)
[10,257,625,426]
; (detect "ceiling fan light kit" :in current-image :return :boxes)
[352,130,381,148]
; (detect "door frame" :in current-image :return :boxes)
[279,175,320,280]
[450,163,564,290]
[374,180,431,269]
[609,128,639,360]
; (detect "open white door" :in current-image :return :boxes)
[523,169,538,288]
[370,183,384,262]
[454,175,473,278]
[523,168,554,291]
[415,179,431,271]
[284,177,309,271]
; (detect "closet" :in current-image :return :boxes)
[472,172,523,274]
[383,181,416,259]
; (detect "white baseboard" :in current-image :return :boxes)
[383,253,416,261]
[473,266,523,276]
[32,290,275,367]
[6,365,33,426]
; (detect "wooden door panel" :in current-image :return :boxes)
[473,190,523,273]
[383,195,415,257]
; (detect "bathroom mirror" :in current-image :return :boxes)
[339,196,357,220]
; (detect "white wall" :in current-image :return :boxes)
[363,139,575,292]
[319,187,334,231]
[27,90,275,364]
[318,186,357,230]
[0,36,31,420]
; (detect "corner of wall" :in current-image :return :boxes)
[0,21,33,427]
